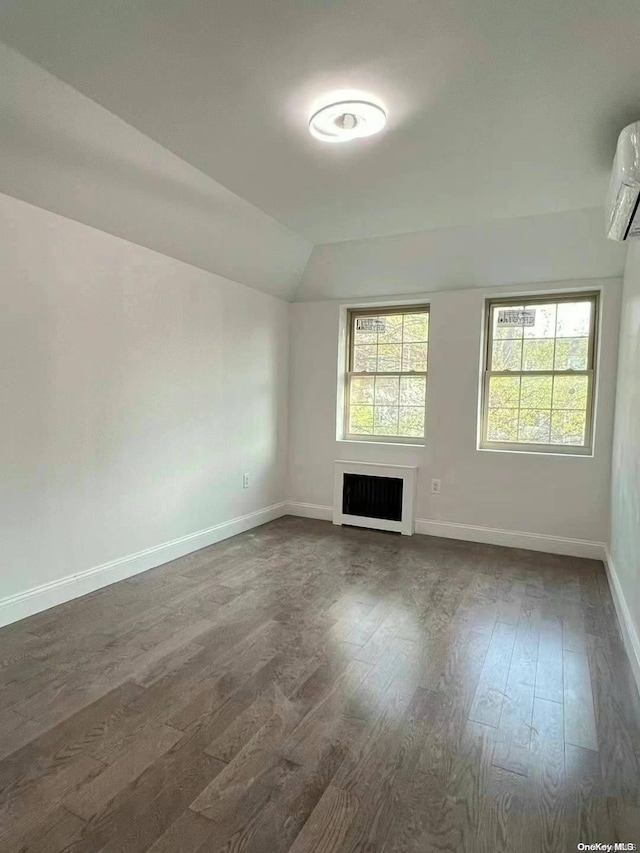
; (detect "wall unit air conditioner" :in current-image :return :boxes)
[606,121,640,241]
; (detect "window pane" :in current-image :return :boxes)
[522,339,554,371]
[523,304,557,338]
[374,376,400,406]
[520,376,552,409]
[554,338,588,371]
[402,343,428,371]
[348,309,428,442]
[492,339,522,371]
[349,406,373,434]
[403,313,429,342]
[377,344,402,371]
[483,295,595,450]
[518,409,551,443]
[374,406,399,436]
[550,410,586,445]
[493,306,525,340]
[552,375,588,410]
[487,409,519,442]
[353,320,378,346]
[353,345,377,372]
[350,376,374,405]
[378,314,403,343]
[400,375,426,406]
[556,301,591,338]
[489,376,520,408]
[398,407,425,437]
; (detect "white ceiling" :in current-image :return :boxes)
[1,0,639,246]
[0,43,311,300]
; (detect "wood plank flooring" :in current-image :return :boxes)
[1,516,639,852]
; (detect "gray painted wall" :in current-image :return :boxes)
[610,240,640,666]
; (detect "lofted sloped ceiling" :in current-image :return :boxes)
[0,0,636,297]
[2,0,640,245]
[0,43,311,300]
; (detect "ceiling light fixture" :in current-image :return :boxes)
[308,99,387,143]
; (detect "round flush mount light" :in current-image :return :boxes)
[308,99,387,143]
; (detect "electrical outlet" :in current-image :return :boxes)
[431,478,441,495]
[242,473,250,489]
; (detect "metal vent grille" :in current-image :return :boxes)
[342,473,403,522]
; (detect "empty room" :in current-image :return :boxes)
[1,1,639,851]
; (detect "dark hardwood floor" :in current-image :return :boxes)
[1,516,639,852]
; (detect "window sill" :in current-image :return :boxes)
[477,445,594,459]
[337,438,425,448]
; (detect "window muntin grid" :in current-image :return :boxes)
[346,307,429,441]
[481,294,598,453]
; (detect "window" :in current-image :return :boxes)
[481,293,599,454]
[345,306,429,442]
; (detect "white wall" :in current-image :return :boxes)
[0,192,289,608]
[297,207,625,302]
[288,279,621,548]
[610,241,640,677]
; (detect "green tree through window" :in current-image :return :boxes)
[481,294,598,452]
[346,307,429,440]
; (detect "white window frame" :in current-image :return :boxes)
[480,292,599,455]
[344,305,430,444]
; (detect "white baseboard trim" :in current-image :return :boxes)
[0,502,287,629]
[284,501,333,521]
[284,502,605,560]
[414,518,606,560]
[603,548,640,696]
